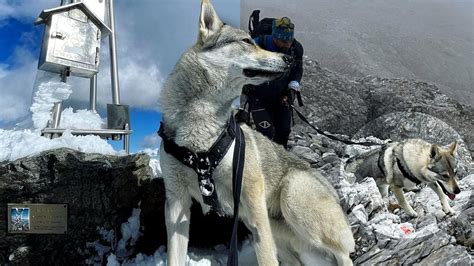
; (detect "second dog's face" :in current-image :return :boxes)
[196,0,291,90]
[428,142,461,199]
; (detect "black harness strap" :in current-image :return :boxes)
[377,145,389,176]
[396,158,421,185]
[158,115,245,266]
[394,143,421,185]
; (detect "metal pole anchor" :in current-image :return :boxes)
[51,101,63,138]
[107,0,120,105]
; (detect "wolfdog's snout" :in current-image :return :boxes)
[282,55,294,68]
[453,185,461,194]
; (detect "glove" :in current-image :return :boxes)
[235,108,250,124]
[288,81,300,91]
[288,89,296,105]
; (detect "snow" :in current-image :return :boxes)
[92,207,258,266]
[141,148,159,158]
[0,68,125,163]
[104,240,258,266]
[138,148,162,178]
[107,254,120,266]
[60,107,105,129]
[0,129,120,162]
[30,71,72,129]
[148,158,162,178]
[29,70,105,131]
[117,208,142,257]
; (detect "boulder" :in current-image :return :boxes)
[0,148,249,265]
[0,148,149,264]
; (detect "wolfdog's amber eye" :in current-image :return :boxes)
[242,38,252,44]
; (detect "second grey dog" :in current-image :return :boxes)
[158,0,355,265]
[348,139,461,217]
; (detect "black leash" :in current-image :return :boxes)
[228,117,245,266]
[290,104,383,147]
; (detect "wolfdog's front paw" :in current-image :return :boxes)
[406,210,418,217]
[442,206,456,216]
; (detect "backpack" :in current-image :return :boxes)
[248,10,275,38]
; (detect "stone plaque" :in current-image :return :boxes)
[7,204,67,234]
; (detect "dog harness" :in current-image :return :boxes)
[158,114,246,266]
[396,158,421,185]
[376,143,421,185]
[395,144,421,185]
[158,115,240,215]
[377,145,388,176]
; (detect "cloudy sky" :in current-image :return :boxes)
[0,0,240,152]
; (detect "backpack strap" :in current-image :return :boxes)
[248,10,261,37]
[262,34,268,49]
[289,40,296,57]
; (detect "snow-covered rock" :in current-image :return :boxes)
[0,129,119,162]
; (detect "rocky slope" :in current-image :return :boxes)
[288,131,473,265]
[288,56,473,264]
[299,57,474,157]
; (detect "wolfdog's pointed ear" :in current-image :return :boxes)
[448,141,458,155]
[430,144,440,159]
[198,0,223,45]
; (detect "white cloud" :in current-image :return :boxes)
[64,46,164,113]
[0,48,37,122]
[0,2,14,20]
[139,133,161,150]
[140,148,159,158]
[0,92,30,122]
[94,49,164,110]
[0,0,58,22]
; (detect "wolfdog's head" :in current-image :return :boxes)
[194,0,292,90]
[159,1,294,118]
[428,142,461,199]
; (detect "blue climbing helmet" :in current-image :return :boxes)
[272,17,294,42]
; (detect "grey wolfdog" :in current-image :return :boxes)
[348,139,461,217]
[158,0,354,265]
